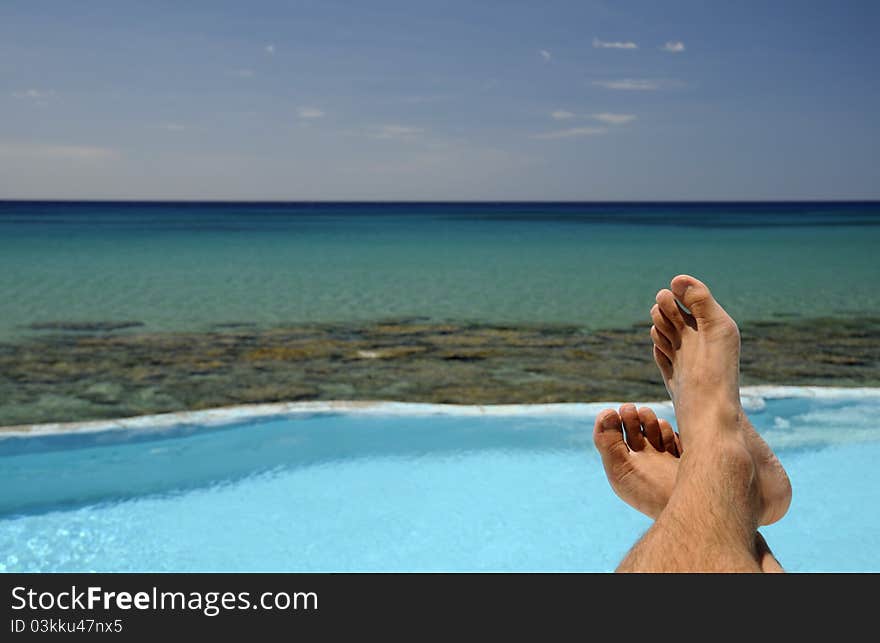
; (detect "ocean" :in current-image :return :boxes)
[2,201,879,341]
[1,200,879,426]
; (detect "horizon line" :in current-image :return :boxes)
[2,198,880,205]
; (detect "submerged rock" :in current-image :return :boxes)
[1,316,878,426]
[27,321,145,332]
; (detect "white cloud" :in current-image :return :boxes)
[591,112,637,125]
[0,142,118,161]
[531,127,606,140]
[12,89,55,107]
[538,49,551,62]
[264,43,276,55]
[12,89,55,100]
[593,79,660,90]
[662,41,685,53]
[547,111,637,125]
[159,123,186,131]
[297,107,325,119]
[592,38,638,50]
[370,125,425,140]
[230,68,254,78]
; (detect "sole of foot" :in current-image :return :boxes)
[593,403,681,520]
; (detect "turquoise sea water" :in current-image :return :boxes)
[1,201,879,341]
[1,392,878,572]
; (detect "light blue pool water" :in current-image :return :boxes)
[1,390,879,572]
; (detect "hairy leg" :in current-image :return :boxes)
[593,406,784,572]
[616,433,762,572]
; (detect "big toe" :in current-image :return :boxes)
[670,274,723,321]
[593,409,629,466]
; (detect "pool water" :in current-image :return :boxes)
[1,390,879,572]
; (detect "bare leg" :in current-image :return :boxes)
[617,427,762,572]
[615,275,791,572]
[593,406,784,571]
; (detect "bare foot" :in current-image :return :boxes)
[593,404,681,519]
[593,404,785,572]
[649,274,792,525]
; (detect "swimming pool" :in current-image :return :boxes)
[1,387,878,572]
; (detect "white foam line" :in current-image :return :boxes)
[741,385,880,400]
[0,400,674,439]
[2,386,880,440]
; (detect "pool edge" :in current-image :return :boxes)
[3,385,880,439]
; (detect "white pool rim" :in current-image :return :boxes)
[2,385,880,439]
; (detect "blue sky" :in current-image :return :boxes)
[1,0,878,200]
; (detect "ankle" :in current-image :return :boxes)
[676,400,744,445]
[678,432,757,500]
[681,429,751,465]
[672,437,761,536]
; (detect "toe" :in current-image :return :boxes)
[650,304,680,348]
[637,406,663,451]
[658,419,678,455]
[670,274,722,322]
[656,289,687,330]
[593,408,629,463]
[650,325,674,361]
[619,403,646,451]
[653,346,674,382]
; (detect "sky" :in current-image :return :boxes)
[1,0,878,200]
